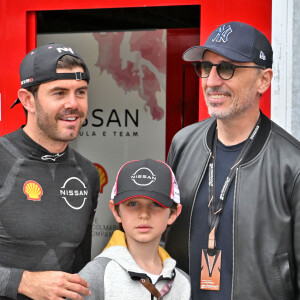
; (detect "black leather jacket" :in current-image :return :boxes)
[165,112,300,299]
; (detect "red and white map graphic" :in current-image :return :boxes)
[93,30,166,121]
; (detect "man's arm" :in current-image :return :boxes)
[0,267,24,299]
[0,210,95,300]
[0,267,91,300]
[14,208,96,299]
[18,271,91,300]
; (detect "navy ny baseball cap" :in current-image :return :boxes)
[11,43,90,108]
[183,21,273,69]
[111,159,180,208]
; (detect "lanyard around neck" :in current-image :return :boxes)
[207,116,261,249]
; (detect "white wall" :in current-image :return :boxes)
[272,0,299,140]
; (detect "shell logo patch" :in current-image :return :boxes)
[93,163,108,194]
[23,180,43,201]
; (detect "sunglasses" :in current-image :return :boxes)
[193,61,266,80]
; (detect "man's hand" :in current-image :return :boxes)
[18,270,91,300]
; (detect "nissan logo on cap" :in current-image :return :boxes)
[131,167,156,186]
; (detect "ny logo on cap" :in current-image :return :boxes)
[212,25,233,43]
[56,47,75,54]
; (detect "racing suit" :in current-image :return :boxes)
[0,128,99,299]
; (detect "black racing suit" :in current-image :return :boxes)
[0,128,99,299]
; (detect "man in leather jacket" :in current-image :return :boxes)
[165,21,300,299]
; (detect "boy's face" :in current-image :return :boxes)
[109,197,181,246]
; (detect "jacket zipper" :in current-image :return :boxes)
[231,167,239,300]
[188,151,212,273]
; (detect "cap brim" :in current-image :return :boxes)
[182,46,208,61]
[182,45,253,63]
[114,191,174,208]
[10,98,21,109]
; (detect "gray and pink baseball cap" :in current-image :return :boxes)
[111,159,180,208]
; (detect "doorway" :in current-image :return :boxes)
[37,5,200,256]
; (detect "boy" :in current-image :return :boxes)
[77,159,191,299]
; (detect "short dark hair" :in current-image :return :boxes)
[56,54,86,71]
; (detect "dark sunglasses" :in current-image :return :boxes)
[193,61,266,80]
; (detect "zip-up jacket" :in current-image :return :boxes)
[165,112,300,299]
[78,230,191,299]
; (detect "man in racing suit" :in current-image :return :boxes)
[165,21,300,299]
[0,43,99,299]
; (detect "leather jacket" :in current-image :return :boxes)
[165,112,300,299]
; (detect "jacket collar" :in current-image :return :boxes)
[4,127,69,162]
[206,111,271,164]
[98,230,176,280]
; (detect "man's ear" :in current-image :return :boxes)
[167,204,182,226]
[109,200,122,223]
[18,89,35,113]
[258,68,273,95]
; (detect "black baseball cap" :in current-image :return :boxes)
[111,159,180,208]
[11,43,90,108]
[183,21,273,69]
